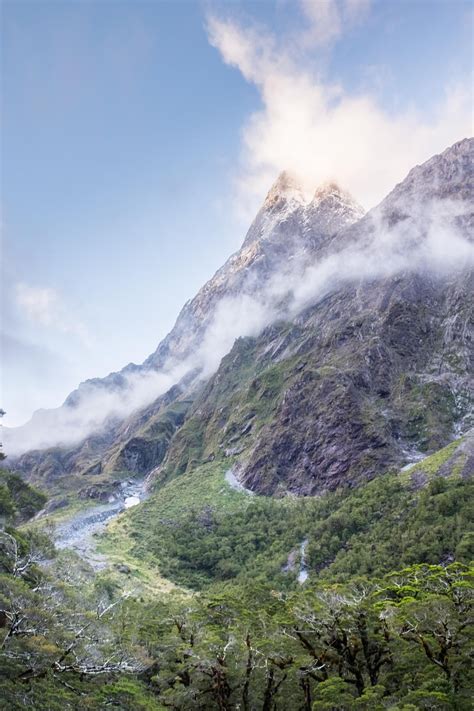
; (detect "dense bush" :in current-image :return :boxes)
[0,462,472,709]
[0,469,47,523]
[127,472,473,590]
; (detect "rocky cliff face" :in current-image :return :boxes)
[152,139,474,495]
[7,138,474,497]
[155,267,472,496]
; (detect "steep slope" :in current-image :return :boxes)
[8,174,364,489]
[143,174,364,370]
[154,139,474,495]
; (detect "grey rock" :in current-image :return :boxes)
[115,563,131,575]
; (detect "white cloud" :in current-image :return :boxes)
[14,282,91,346]
[4,5,473,456]
[206,11,472,217]
[2,363,189,453]
[299,0,369,47]
[299,0,342,46]
[15,283,58,326]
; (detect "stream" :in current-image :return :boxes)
[52,471,310,581]
[298,538,309,584]
[225,468,309,584]
[55,469,252,570]
[54,479,148,570]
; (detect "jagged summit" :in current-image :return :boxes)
[312,180,364,214]
[263,170,310,209]
[312,181,357,205]
[313,180,341,197]
[259,172,365,234]
[243,173,364,250]
[306,181,365,236]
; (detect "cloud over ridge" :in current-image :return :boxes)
[206,3,472,216]
[5,186,474,455]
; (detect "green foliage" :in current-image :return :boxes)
[92,677,165,709]
[311,474,474,580]
[0,469,47,523]
[157,336,302,482]
[312,678,356,709]
[106,460,474,591]
[407,438,464,477]
[145,496,307,588]
[0,483,472,710]
[0,483,16,519]
[122,563,473,710]
[0,417,471,709]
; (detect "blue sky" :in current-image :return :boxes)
[2,0,472,425]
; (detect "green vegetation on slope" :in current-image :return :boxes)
[157,316,469,497]
[106,399,192,476]
[133,562,474,710]
[154,335,302,483]
[102,436,473,591]
[0,468,47,523]
[0,468,166,710]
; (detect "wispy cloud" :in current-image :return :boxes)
[15,283,59,326]
[298,0,371,47]
[6,188,473,454]
[14,283,91,347]
[206,7,472,216]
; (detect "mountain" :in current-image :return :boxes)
[6,138,474,499]
[157,139,473,495]
[142,173,364,370]
[5,171,364,490]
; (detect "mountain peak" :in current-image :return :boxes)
[241,174,365,251]
[263,170,310,209]
[309,180,365,226]
[313,180,344,199]
[312,180,359,205]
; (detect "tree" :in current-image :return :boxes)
[379,564,474,701]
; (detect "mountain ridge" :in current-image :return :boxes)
[5,138,474,499]
[5,174,365,457]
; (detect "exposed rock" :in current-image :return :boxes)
[83,461,102,476]
[157,139,473,495]
[282,547,299,572]
[10,392,191,491]
[4,165,364,460]
[224,446,245,457]
[78,482,120,502]
[115,563,131,575]
[35,497,70,518]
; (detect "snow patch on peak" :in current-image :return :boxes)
[264,170,312,209]
[312,181,364,215]
[313,181,347,200]
[307,181,365,233]
[242,175,365,250]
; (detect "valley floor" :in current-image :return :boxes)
[1,433,472,710]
